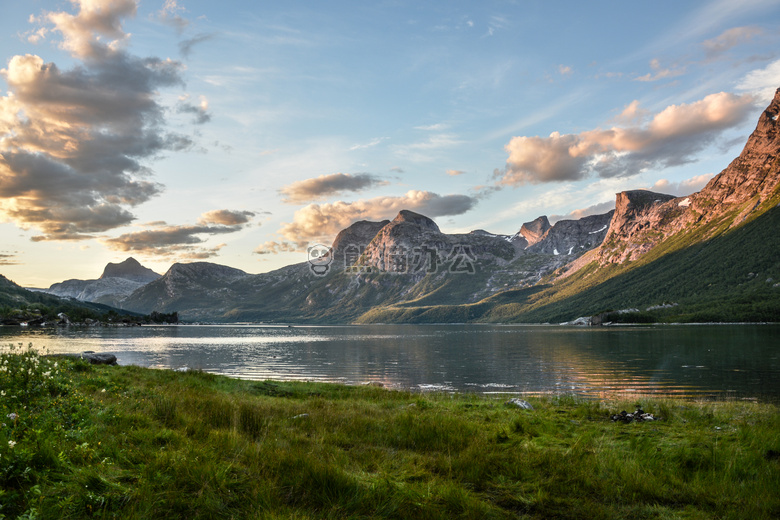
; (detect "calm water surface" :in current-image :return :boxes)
[2,324,779,401]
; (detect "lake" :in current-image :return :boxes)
[2,324,779,401]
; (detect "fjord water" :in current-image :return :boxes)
[2,324,779,401]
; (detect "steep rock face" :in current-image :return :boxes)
[699,88,780,207]
[519,216,551,246]
[44,257,161,306]
[331,219,390,270]
[597,191,677,263]
[596,89,780,265]
[527,211,615,256]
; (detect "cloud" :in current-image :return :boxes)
[271,190,478,249]
[494,91,757,186]
[611,100,650,125]
[649,173,715,196]
[198,209,256,225]
[177,94,211,124]
[280,173,388,204]
[157,0,190,34]
[0,252,20,266]
[635,58,685,82]
[737,59,780,102]
[549,200,616,224]
[702,26,762,59]
[0,1,197,241]
[179,33,216,57]
[446,169,466,176]
[254,240,302,255]
[414,123,448,131]
[394,133,462,162]
[349,137,388,151]
[558,65,573,76]
[102,209,252,257]
[36,0,138,60]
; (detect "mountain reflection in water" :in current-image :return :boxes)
[2,324,778,402]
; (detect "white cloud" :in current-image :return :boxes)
[737,59,780,102]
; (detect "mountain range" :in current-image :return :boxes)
[8,88,780,324]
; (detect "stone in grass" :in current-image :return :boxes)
[55,351,118,365]
[505,398,534,410]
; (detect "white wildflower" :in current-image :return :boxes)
[8,440,15,448]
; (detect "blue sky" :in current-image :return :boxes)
[1,0,780,286]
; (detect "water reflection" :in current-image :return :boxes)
[2,324,778,401]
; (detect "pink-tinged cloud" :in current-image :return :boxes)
[702,26,762,59]
[198,209,256,226]
[494,92,757,185]
[650,174,715,197]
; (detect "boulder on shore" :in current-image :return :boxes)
[54,351,118,365]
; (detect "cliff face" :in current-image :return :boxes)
[596,89,780,265]
[699,89,780,207]
[519,216,551,246]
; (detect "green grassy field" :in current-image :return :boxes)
[2,344,779,519]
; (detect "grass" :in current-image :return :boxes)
[2,344,780,519]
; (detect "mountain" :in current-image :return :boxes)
[33,88,780,324]
[43,257,161,307]
[117,206,615,322]
[121,262,249,318]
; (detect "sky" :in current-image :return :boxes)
[1,0,780,287]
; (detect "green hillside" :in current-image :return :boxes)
[0,274,140,324]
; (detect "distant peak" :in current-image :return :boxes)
[100,257,160,282]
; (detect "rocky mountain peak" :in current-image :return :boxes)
[391,210,441,232]
[519,216,551,246]
[100,257,160,283]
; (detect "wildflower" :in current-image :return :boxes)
[7,413,17,422]
[8,440,15,448]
